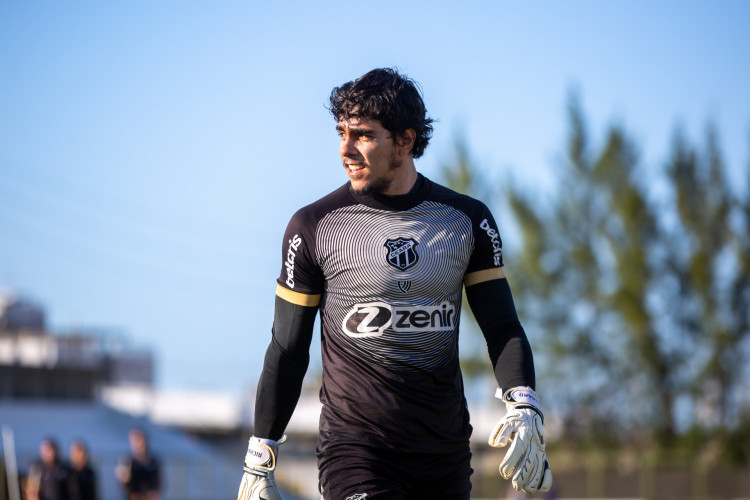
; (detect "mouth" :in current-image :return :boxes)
[345,162,366,174]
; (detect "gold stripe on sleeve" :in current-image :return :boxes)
[275,284,321,307]
[464,267,505,287]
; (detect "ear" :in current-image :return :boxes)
[395,129,417,156]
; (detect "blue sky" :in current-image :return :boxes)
[2,1,749,395]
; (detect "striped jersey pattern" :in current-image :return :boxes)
[316,200,474,371]
[276,174,504,453]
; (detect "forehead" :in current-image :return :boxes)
[336,117,387,132]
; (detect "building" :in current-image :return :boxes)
[0,291,154,401]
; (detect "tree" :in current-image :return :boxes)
[663,127,750,458]
[502,95,750,455]
[439,96,750,459]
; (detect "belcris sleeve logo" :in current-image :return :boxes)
[283,234,303,289]
[479,218,503,267]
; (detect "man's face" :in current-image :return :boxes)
[337,118,402,195]
[129,431,147,458]
[40,441,56,465]
[70,443,87,469]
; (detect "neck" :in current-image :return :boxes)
[384,159,418,195]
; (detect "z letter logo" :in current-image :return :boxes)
[384,237,419,271]
[342,302,392,337]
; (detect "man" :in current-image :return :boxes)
[25,438,70,500]
[115,429,161,500]
[237,68,552,500]
[68,440,97,500]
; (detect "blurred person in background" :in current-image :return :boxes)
[68,440,97,500]
[115,428,161,500]
[25,438,70,500]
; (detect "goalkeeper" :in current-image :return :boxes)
[237,67,552,500]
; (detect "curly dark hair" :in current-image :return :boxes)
[329,68,434,159]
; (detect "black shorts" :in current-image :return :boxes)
[317,443,473,500]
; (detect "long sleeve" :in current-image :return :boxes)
[465,277,535,390]
[253,294,318,440]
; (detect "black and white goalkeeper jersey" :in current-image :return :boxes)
[268,174,514,454]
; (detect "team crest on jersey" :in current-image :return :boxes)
[384,237,419,271]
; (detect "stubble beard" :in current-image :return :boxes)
[351,151,401,195]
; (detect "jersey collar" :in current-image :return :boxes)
[348,173,430,211]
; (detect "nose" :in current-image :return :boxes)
[340,133,357,157]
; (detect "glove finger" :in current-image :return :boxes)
[256,480,282,500]
[516,448,544,494]
[539,461,553,492]
[488,417,518,448]
[237,475,282,500]
[499,425,530,479]
[237,473,257,500]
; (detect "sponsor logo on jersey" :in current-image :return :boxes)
[342,301,456,337]
[397,280,412,293]
[479,219,503,266]
[284,234,302,288]
[384,237,419,271]
[346,494,367,500]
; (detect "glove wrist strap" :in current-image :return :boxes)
[243,435,286,474]
[497,386,544,420]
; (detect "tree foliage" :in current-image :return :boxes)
[441,96,750,460]
[505,96,750,456]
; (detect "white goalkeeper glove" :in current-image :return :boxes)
[488,387,553,494]
[237,435,286,500]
